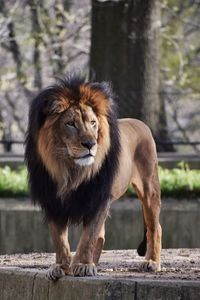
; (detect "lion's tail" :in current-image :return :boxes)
[137,219,147,256]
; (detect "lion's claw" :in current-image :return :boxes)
[47,264,66,280]
[47,263,71,280]
[141,260,161,272]
[71,263,97,277]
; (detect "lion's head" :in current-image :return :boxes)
[55,105,99,167]
[25,74,120,225]
[30,75,116,194]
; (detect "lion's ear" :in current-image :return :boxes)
[49,98,70,114]
[37,88,70,115]
[89,82,114,102]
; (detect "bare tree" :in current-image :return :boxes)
[0,0,90,149]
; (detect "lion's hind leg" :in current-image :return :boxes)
[133,166,162,272]
[141,198,162,272]
[93,223,105,264]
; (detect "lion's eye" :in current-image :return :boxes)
[66,121,76,128]
[90,120,96,127]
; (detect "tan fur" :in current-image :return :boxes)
[79,85,110,116]
[47,118,162,278]
[113,119,161,270]
[37,116,62,181]
[37,101,110,196]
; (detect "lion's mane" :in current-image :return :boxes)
[25,74,120,227]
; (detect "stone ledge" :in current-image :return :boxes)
[0,250,200,300]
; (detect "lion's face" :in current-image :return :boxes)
[58,105,99,166]
[36,81,112,189]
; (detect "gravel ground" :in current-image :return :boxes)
[0,249,200,281]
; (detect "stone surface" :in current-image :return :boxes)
[0,269,34,300]
[0,249,200,281]
[137,280,200,300]
[0,250,200,300]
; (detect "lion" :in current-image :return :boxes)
[25,74,162,279]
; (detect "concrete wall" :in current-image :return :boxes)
[0,198,200,254]
[1,268,200,300]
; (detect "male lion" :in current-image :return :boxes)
[25,74,162,279]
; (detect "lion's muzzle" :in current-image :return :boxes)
[81,140,96,150]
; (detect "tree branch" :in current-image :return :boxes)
[166,95,200,153]
[5,92,26,135]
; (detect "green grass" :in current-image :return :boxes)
[126,163,200,198]
[0,164,200,198]
[158,164,200,197]
[0,166,28,197]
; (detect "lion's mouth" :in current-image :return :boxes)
[81,153,94,159]
[74,153,95,166]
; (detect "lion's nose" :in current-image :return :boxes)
[81,141,96,150]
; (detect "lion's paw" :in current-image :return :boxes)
[47,264,66,281]
[141,260,161,272]
[71,262,97,277]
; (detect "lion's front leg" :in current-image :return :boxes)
[71,207,108,277]
[47,222,72,280]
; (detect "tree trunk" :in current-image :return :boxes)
[126,0,161,135]
[90,0,127,102]
[90,0,172,150]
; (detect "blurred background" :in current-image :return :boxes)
[0,0,199,154]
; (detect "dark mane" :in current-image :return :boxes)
[55,73,85,98]
[25,74,120,227]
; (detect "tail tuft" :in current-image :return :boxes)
[137,239,146,256]
[137,227,147,256]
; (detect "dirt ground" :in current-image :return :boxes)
[0,249,200,281]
